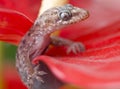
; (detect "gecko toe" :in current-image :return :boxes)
[67,42,85,54]
[33,64,47,83]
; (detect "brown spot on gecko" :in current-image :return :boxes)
[22,39,26,44]
[27,32,31,36]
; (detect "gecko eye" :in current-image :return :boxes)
[58,10,72,21]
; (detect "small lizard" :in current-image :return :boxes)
[16,4,89,89]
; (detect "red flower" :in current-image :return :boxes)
[0,0,120,89]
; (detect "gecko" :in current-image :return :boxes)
[16,4,89,89]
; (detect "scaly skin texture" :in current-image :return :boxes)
[16,4,89,89]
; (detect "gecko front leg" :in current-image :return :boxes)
[50,36,85,54]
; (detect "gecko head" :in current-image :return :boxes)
[56,4,89,26]
[38,4,89,33]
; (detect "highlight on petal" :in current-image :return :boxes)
[0,8,33,45]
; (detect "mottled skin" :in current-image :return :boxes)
[16,4,89,89]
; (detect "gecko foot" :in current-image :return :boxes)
[67,42,85,54]
[32,64,47,83]
[26,64,47,88]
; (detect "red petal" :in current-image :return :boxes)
[33,54,120,89]
[0,9,33,45]
[0,0,41,21]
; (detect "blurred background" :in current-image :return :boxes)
[0,42,27,89]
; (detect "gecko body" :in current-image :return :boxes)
[16,4,89,89]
